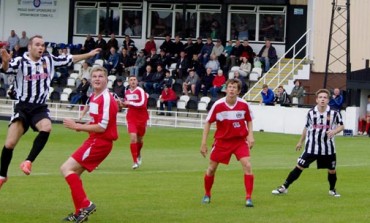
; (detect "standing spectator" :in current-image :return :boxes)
[123,75,149,169]
[290,80,305,106]
[81,34,96,54]
[199,37,214,65]
[0,35,100,189]
[272,89,344,197]
[144,36,156,55]
[358,95,370,135]
[200,79,255,207]
[210,70,226,99]
[7,30,19,51]
[95,33,107,59]
[257,40,277,72]
[182,69,200,96]
[106,33,119,54]
[329,88,344,111]
[159,84,177,115]
[122,35,137,56]
[18,31,29,55]
[60,67,119,222]
[260,84,275,106]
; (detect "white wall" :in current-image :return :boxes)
[1,0,70,44]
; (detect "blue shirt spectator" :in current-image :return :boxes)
[260,84,275,106]
[329,88,344,111]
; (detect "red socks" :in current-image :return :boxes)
[130,143,138,163]
[137,142,143,157]
[244,174,254,199]
[65,173,90,214]
[366,123,370,133]
[204,174,214,197]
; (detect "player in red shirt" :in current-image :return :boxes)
[123,75,149,169]
[60,67,119,222]
[200,79,255,207]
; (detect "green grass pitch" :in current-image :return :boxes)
[0,120,369,223]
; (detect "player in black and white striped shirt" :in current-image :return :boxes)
[0,35,101,189]
[272,89,344,197]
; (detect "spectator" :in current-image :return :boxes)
[139,65,154,90]
[233,70,248,95]
[184,38,194,61]
[173,35,184,59]
[290,80,305,106]
[123,18,134,36]
[187,53,203,78]
[67,78,90,109]
[260,15,275,40]
[112,78,126,99]
[193,37,204,56]
[198,68,214,97]
[118,48,133,76]
[210,70,226,99]
[7,30,19,51]
[159,84,178,116]
[257,40,277,73]
[11,44,22,58]
[81,34,95,54]
[174,51,188,79]
[211,39,224,60]
[237,18,249,40]
[238,57,252,78]
[144,36,156,55]
[274,85,290,106]
[106,33,119,54]
[122,35,137,56]
[241,40,255,64]
[104,47,120,75]
[329,88,344,111]
[133,18,142,36]
[156,49,170,69]
[260,84,274,106]
[76,61,92,86]
[205,53,220,75]
[358,95,370,135]
[227,39,243,69]
[159,70,174,89]
[160,34,175,56]
[220,40,233,69]
[182,69,200,96]
[145,64,165,94]
[199,37,214,65]
[95,34,107,59]
[129,50,146,77]
[146,48,159,71]
[18,31,29,55]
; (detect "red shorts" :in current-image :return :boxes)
[127,122,147,136]
[210,139,250,164]
[72,137,113,172]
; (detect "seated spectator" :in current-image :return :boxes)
[112,78,126,99]
[129,50,146,77]
[145,64,165,94]
[187,54,203,78]
[227,39,243,69]
[274,85,290,106]
[198,68,214,96]
[329,88,344,111]
[157,49,171,69]
[159,84,178,116]
[233,71,248,95]
[159,70,174,89]
[205,53,220,74]
[173,35,184,60]
[95,33,107,59]
[193,37,204,56]
[211,39,224,60]
[210,70,226,99]
[238,56,252,78]
[104,46,120,74]
[160,34,175,57]
[81,34,95,54]
[182,69,200,96]
[67,78,90,109]
[184,38,194,61]
[257,39,278,73]
[106,33,119,56]
[118,48,133,76]
[260,84,274,106]
[241,39,255,64]
[122,35,138,56]
[146,48,159,71]
[144,36,156,55]
[139,65,154,89]
[290,80,305,106]
[358,95,370,135]
[174,50,188,79]
[76,61,92,86]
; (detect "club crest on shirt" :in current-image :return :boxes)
[236,112,243,119]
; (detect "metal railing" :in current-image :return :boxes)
[243,29,311,101]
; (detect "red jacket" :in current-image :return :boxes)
[144,41,157,55]
[212,75,226,87]
[161,88,177,101]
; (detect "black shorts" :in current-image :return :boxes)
[297,152,337,170]
[9,102,51,133]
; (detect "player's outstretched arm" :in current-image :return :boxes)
[72,48,101,64]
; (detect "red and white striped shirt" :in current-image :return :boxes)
[125,86,149,123]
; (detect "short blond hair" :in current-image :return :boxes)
[90,66,108,77]
[315,89,330,98]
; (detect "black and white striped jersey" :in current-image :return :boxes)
[4,53,73,104]
[304,105,344,155]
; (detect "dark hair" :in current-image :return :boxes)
[28,35,43,46]
[225,79,242,91]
